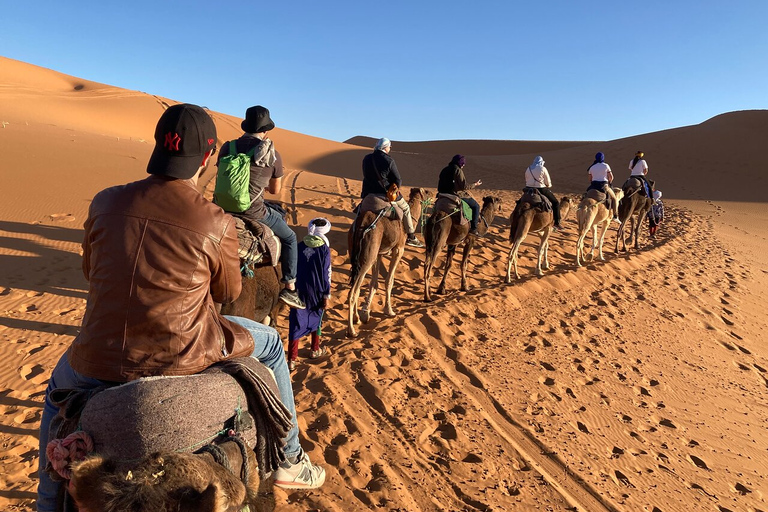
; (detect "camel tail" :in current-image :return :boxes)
[423,214,438,259]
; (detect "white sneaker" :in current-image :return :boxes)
[613,217,621,224]
[274,451,326,489]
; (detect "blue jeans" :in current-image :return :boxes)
[225,315,301,458]
[37,353,111,512]
[260,207,298,285]
[36,318,300,511]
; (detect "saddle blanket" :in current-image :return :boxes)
[358,194,403,220]
[519,187,552,212]
[433,193,471,226]
[233,216,280,267]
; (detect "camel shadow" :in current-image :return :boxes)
[0,221,87,300]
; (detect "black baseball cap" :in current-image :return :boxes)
[147,104,217,179]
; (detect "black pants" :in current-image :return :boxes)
[463,196,481,230]
[537,187,561,226]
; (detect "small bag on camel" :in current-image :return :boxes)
[214,141,257,213]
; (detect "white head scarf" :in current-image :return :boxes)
[375,138,391,151]
[528,155,544,171]
[653,190,662,201]
[308,218,332,246]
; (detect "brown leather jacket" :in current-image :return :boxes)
[68,176,253,382]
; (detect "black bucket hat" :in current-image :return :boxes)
[241,105,275,133]
[146,104,217,179]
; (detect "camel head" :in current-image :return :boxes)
[482,196,503,214]
[69,441,258,512]
[409,187,431,202]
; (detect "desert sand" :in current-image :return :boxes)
[1,55,766,511]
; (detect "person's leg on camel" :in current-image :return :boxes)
[603,184,620,223]
[396,195,425,248]
[465,196,482,236]
[261,207,305,308]
[226,317,325,488]
[539,188,563,231]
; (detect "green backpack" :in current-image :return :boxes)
[214,141,256,213]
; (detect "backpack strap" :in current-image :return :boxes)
[228,140,259,158]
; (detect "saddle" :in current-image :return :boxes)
[623,176,653,200]
[233,216,280,269]
[357,194,404,220]
[584,186,613,212]
[518,187,552,212]
[47,358,289,478]
[433,193,471,226]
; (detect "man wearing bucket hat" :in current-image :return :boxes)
[36,104,325,510]
[217,105,306,309]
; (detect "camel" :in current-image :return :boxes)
[220,264,283,326]
[575,187,624,266]
[69,438,269,512]
[615,177,654,252]
[423,196,502,302]
[505,193,573,282]
[347,187,429,338]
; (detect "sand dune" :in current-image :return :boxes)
[1,57,767,512]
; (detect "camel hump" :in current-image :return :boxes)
[585,188,606,203]
[519,187,552,212]
[622,176,643,192]
[359,194,404,220]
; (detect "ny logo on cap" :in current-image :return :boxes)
[164,132,182,151]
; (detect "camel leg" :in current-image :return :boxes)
[424,249,436,302]
[424,223,449,302]
[633,211,645,249]
[383,246,405,317]
[588,224,599,261]
[347,255,377,337]
[459,238,474,292]
[436,245,456,295]
[360,259,380,323]
[507,219,531,282]
[542,228,552,271]
[615,218,628,253]
[536,228,552,276]
[597,222,610,261]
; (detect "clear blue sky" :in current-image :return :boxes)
[2,1,767,143]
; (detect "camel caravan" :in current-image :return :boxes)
[38,104,662,512]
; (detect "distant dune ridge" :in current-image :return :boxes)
[1,56,768,512]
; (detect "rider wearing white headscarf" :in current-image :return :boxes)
[524,156,563,230]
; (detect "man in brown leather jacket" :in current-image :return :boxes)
[36,104,324,511]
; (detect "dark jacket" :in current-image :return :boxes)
[68,176,253,382]
[361,150,402,198]
[437,163,471,196]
